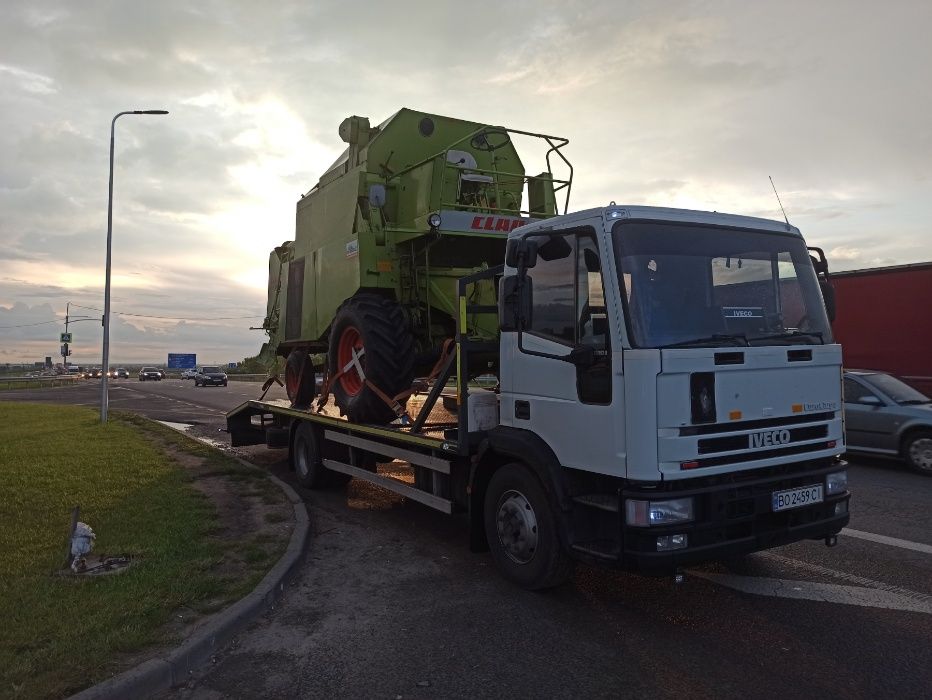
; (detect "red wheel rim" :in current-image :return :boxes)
[285,363,299,400]
[336,326,365,396]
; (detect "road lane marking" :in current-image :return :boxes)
[691,570,932,615]
[842,528,932,555]
[694,550,932,613]
[760,552,932,602]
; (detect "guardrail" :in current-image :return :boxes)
[226,374,267,383]
[0,376,83,390]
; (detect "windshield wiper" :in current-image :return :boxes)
[660,334,749,349]
[898,399,932,406]
[749,330,824,345]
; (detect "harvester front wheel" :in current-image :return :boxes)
[328,295,414,423]
[285,349,315,409]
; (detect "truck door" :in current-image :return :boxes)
[501,226,620,476]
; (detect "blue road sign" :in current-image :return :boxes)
[167,353,197,369]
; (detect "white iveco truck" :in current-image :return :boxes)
[228,204,850,589]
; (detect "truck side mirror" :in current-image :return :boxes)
[499,275,533,332]
[567,345,595,367]
[808,246,829,276]
[505,238,538,269]
[820,280,836,323]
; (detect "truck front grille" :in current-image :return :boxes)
[698,424,828,455]
[678,411,835,437]
[689,440,835,469]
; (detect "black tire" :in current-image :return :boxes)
[904,431,932,475]
[483,462,575,590]
[285,349,315,409]
[292,423,341,489]
[328,295,415,423]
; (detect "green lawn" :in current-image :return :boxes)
[0,403,284,699]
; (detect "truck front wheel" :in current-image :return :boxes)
[483,463,575,590]
[328,295,414,424]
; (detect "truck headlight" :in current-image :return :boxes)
[626,497,695,527]
[826,470,848,495]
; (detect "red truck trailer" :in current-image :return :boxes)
[831,262,932,394]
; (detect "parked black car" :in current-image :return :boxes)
[138,367,162,381]
[194,366,228,387]
[843,370,932,475]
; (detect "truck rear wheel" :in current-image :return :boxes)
[292,423,338,489]
[285,349,315,409]
[483,463,575,590]
[328,294,414,424]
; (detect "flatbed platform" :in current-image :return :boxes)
[227,391,465,452]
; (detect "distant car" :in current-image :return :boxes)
[194,366,228,387]
[181,368,198,380]
[88,368,102,379]
[843,370,932,475]
[138,367,162,381]
[112,368,129,379]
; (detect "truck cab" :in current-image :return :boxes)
[497,205,848,573]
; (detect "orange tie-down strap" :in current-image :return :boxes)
[316,368,413,422]
[315,338,456,421]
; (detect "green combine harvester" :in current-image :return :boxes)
[261,108,572,423]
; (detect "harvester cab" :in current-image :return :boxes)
[262,108,572,423]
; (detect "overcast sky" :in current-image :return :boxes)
[1,0,929,365]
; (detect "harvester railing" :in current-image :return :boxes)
[385,125,573,217]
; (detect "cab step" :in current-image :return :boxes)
[571,540,621,561]
[572,493,620,512]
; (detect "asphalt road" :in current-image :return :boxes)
[5,381,932,698]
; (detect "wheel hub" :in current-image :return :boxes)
[495,489,538,564]
[909,438,932,471]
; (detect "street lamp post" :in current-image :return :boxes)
[101,109,168,423]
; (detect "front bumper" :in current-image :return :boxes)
[201,377,226,385]
[620,460,849,576]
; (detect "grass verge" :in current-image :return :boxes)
[0,403,291,699]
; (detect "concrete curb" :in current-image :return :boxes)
[72,452,307,699]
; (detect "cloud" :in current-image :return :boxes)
[0,0,930,362]
[829,246,863,261]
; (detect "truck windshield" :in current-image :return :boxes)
[613,220,833,348]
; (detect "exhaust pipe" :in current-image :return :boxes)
[824,534,838,547]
